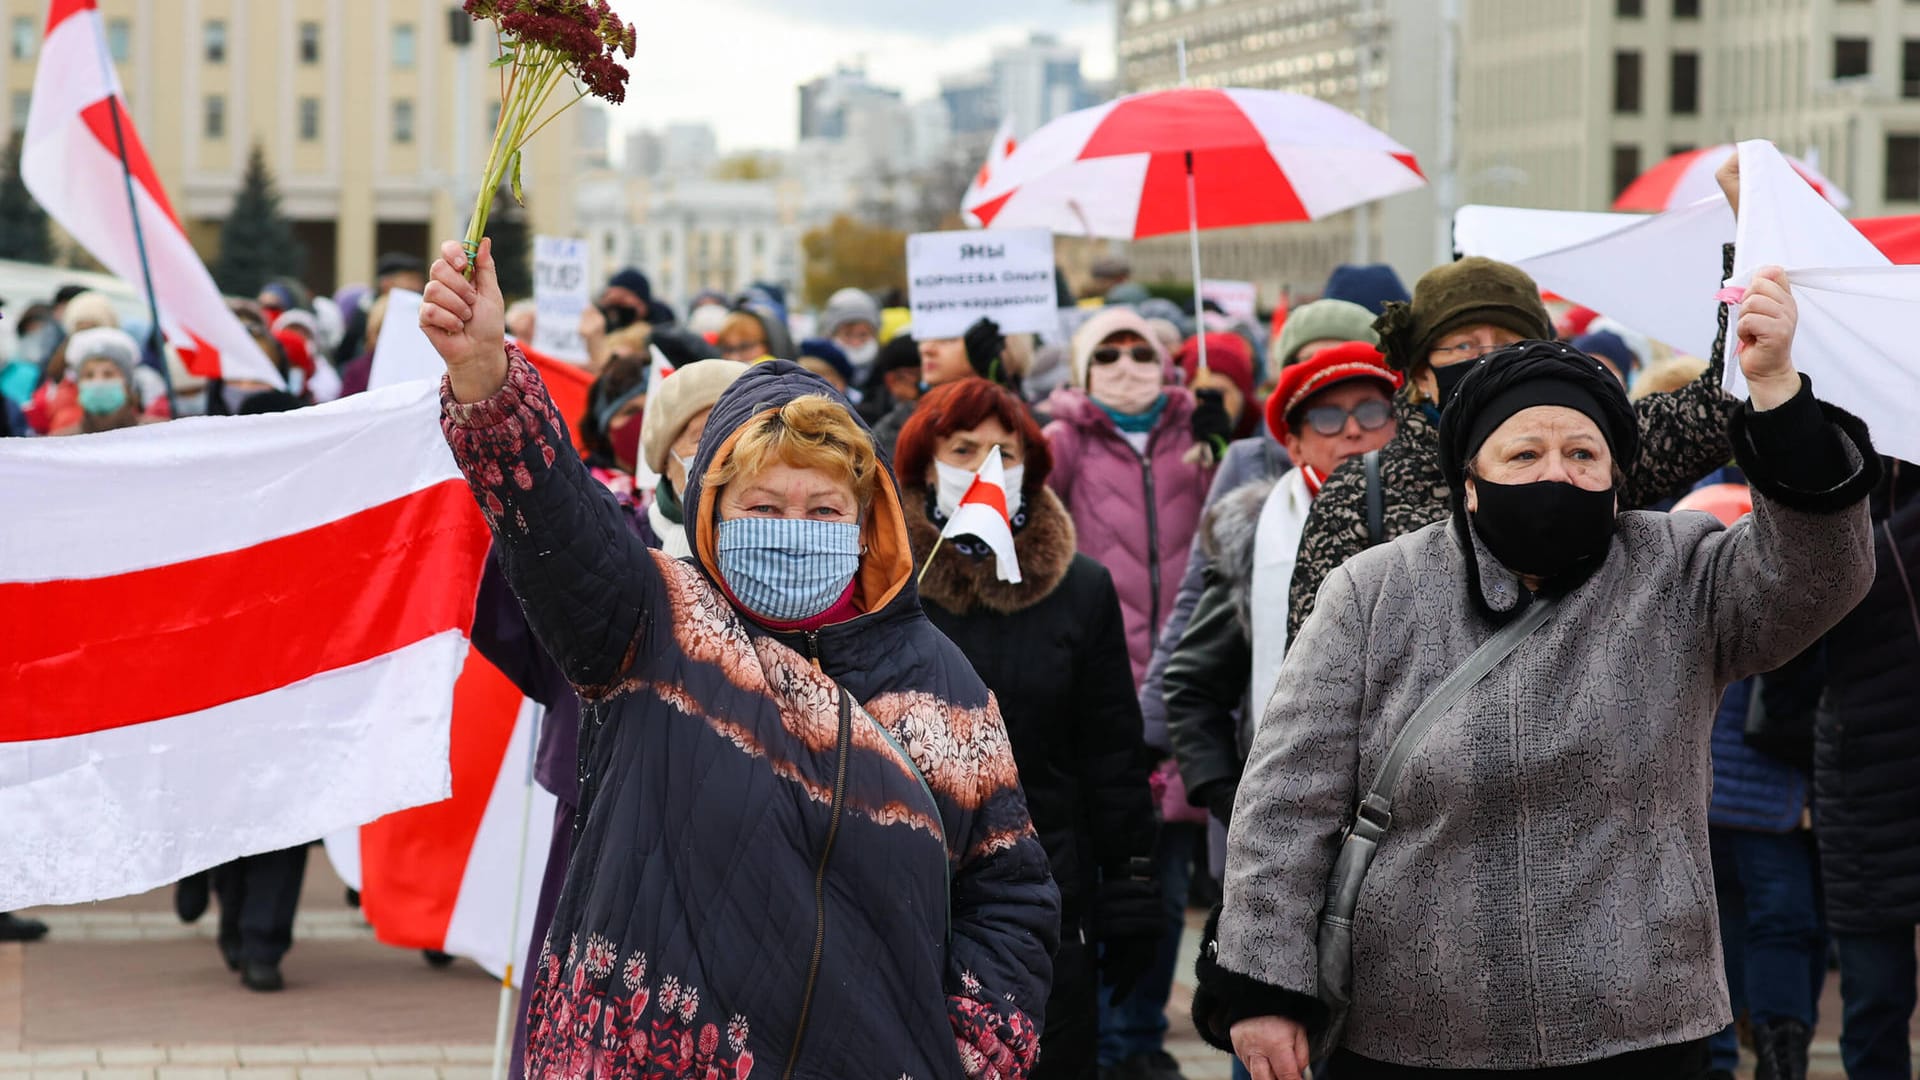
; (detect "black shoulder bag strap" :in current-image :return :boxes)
[1363,449,1385,546]
[1312,594,1559,1060]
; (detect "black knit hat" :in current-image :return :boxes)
[1373,257,1553,373]
[1437,339,1639,497]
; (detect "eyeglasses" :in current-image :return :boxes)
[1299,398,1393,437]
[1090,344,1159,366]
[1429,340,1509,361]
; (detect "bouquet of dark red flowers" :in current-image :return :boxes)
[461,0,635,268]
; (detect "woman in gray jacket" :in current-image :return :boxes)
[1193,268,1880,1079]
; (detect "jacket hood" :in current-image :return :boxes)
[683,359,917,622]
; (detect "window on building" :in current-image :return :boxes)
[1617,0,1643,15]
[393,99,415,144]
[1835,37,1871,79]
[107,19,131,62]
[299,98,320,141]
[10,91,30,131]
[1612,144,1642,199]
[1904,40,1920,97]
[204,20,226,63]
[10,16,33,61]
[1614,50,1642,114]
[1674,0,1700,16]
[1669,143,1696,158]
[1672,51,1700,114]
[392,24,416,69]
[204,95,226,139]
[1888,135,1920,200]
[299,22,320,64]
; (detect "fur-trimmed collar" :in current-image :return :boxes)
[1199,477,1278,637]
[903,483,1077,615]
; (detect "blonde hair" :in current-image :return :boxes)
[1628,355,1709,400]
[706,395,880,511]
[604,324,652,358]
[717,312,767,349]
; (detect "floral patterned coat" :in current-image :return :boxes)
[442,351,1059,1080]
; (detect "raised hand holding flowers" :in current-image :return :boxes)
[461,0,635,275]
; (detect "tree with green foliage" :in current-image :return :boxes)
[213,144,305,296]
[0,130,54,265]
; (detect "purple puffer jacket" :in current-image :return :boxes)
[1043,387,1211,688]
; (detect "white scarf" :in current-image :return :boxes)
[1248,466,1314,731]
[649,497,691,560]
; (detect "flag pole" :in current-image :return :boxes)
[490,704,544,1080]
[1176,39,1207,375]
[88,28,174,414]
[916,536,946,587]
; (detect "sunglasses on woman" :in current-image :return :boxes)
[1090,344,1159,365]
[1300,398,1393,437]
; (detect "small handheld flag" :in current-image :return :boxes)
[923,445,1023,585]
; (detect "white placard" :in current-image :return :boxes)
[908,228,1059,339]
[532,235,591,363]
[1200,279,1258,324]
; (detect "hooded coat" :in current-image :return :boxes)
[441,347,1058,1080]
[1042,385,1210,684]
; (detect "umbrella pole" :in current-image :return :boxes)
[1185,150,1208,373]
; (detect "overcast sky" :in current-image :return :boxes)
[601,0,1116,152]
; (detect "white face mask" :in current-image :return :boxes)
[934,459,1024,522]
[1090,355,1165,415]
[840,339,879,372]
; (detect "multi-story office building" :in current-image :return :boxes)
[0,0,578,292]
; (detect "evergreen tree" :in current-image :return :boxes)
[213,144,305,296]
[0,130,54,265]
[487,180,532,301]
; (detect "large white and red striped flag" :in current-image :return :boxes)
[23,0,283,387]
[0,383,490,909]
[941,445,1022,584]
[961,117,1019,228]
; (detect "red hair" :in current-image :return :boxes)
[894,377,1051,493]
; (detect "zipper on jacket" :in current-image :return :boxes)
[1139,450,1162,636]
[782,684,852,1079]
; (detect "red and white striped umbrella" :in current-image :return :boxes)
[962,87,1426,239]
[1613,143,1849,212]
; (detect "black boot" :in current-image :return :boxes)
[240,960,285,992]
[1753,1017,1811,1080]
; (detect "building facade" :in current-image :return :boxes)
[577,173,804,309]
[1114,0,1446,305]
[0,0,578,293]
[1458,0,1920,216]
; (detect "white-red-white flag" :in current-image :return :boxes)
[961,118,1020,227]
[941,445,1022,583]
[0,383,490,909]
[23,0,283,387]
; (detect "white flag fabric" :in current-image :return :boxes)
[23,0,283,387]
[1728,139,1920,464]
[961,118,1020,227]
[940,445,1022,583]
[0,384,490,909]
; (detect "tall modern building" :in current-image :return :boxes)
[0,0,578,292]
[1458,0,1920,216]
[991,33,1100,137]
[1115,0,1446,302]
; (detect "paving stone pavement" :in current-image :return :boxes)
[0,857,1869,1079]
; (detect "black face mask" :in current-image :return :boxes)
[1431,358,1480,409]
[1469,476,1618,580]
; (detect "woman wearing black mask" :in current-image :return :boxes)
[1286,256,1738,645]
[1192,270,1881,1079]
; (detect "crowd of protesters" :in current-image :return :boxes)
[7,170,1920,1080]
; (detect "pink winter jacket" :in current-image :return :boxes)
[1043,386,1211,688]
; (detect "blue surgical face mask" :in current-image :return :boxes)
[78,378,128,415]
[715,517,861,623]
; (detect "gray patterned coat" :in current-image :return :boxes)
[1211,403,1877,1069]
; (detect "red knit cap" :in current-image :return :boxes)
[1177,332,1255,402]
[1265,341,1400,441]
